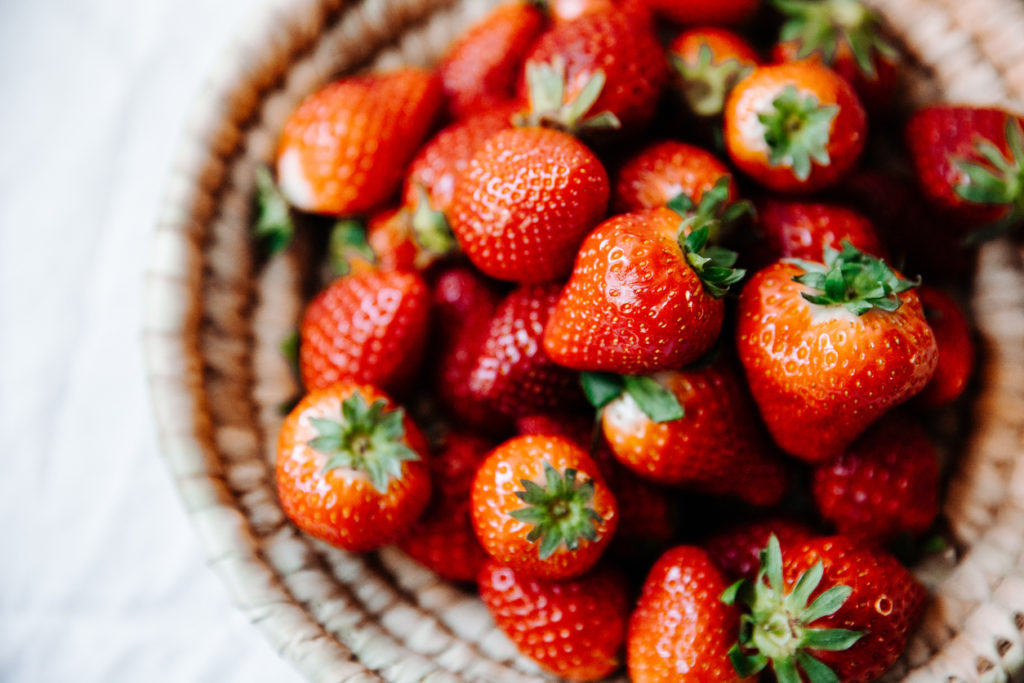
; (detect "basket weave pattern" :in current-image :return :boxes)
[144,0,1024,680]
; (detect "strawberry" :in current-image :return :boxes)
[276,382,430,552]
[917,286,975,407]
[724,535,926,683]
[299,270,431,394]
[276,68,442,215]
[438,2,546,119]
[705,517,816,580]
[594,359,788,505]
[724,61,867,193]
[905,105,1024,237]
[521,10,669,133]
[398,431,491,582]
[771,0,899,113]
[612,140,737,213]
[813,413,940,544]
[753,198,886,265]
[478,561,630,681]
[628,546,748,683]
[548,0,652,25]
[470,435,618,579]
[543,202,745,375]
[449,126,609,283]
[467,284,586,420]
[737,243,938,462]
[644,0,759,26]
[364,208,420,272]
[669,27,760,118]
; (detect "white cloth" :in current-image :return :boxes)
[0,0,302,680]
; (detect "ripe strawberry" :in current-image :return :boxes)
[670,27,760,118]
[724,535,926,683]
[906,105,1024,236]
[597,360,788,505]
[544,203,744,374]
[548,0,651,25]
[521,10,669,132]
[645,0,759,26]
[705,517,816,580]
[276,382,430,552]
[470,435,618,579]
[299,270,431,394]
[449,126,609,283]
[917,286,975,407]
[438,2,546,119]
[398,432,491,582]
[771,0,899,113]
[813,413,939,544]
[276,68,442,215]
[466,284,586,420]
[628,546,748,683]
[478,561,630,681]
[724,61,867,193]
[754,198,886,265]
[613,140,737,213]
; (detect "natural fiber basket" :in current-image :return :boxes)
[143,0,1024,679]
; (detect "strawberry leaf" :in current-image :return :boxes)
[520,58,621,135]
[510,461,604,560]
[623,375,685,422]
[254,165,294,254]
[791,241,919,314]
[411,184,458,260]
[953,116,1024,242]
[580,372,625,409]
[758,85,839,181]
[329,219,374,276]
[795,652,842,683]
[672,44,755,118]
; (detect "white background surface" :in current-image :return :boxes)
[0,0,302,680]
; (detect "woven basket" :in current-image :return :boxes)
[143,0,1024,680]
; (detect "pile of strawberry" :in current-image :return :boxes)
[257,0,1024,679]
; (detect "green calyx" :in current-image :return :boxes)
[721,535,865,683]
[329,218,375,275]
[307,392,420,494]
[672,44,754,118]
[509,460,605,559]
[673,176,748,298]
[580,372,685,423]
[790,241,919,315]
[254,165,295,254]
[410,184,459,261]
[955,116,1024,243]
[758,85,839,182]
[516,58,622,135]
[773,0,897,78]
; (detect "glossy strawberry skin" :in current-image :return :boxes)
[646,0,759,25]
[754,198,886,265]
[736,261,938,463]
[276,69,442,215]
[470,435,618,580]
[522,10,669,132]
[601,362,787,506]
[782,537,927,683]
[438,2,546,119]
[813,414,939,544]
[613,140,736,213]
[772,39,898,114]
[299,270,431,394]
[704,517,816,580]
[628,546,750,683]
[450,127,609,283]
[399,432,492,582]
[478,561,630,681]
[276,382,431,552]
[544,208,725,375]
[917,286,975,407]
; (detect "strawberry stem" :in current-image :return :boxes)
[509,461,605,559]
[789,241,919,314]
[757,85,839,181]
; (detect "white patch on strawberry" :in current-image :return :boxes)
[603,391,648,435]
[277,147,317,211]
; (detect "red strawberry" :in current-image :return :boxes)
[613,140,737,213]
[645,0,759,26]
[705,517,816,580]
[628,546,749,683]
[917,286,975,407]
[522,10,669,132]
[906,105,1024,236]
[449,126,609,283]
[725,535,926,683]
[548,0,651,25]
[478,561,630,681]
[669,27,760,118]
[544,204,744,374]
[300,270,431,394]
[754,198,886,265]
[276,381,430,552]
[813,413,939,544]
[276,68,442,215]
[399,432,491,582]
[470,435,618,579]
[598,360,787,506]
[736,244,938,462]
[438,2,546,119]
[365,208,419,272]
